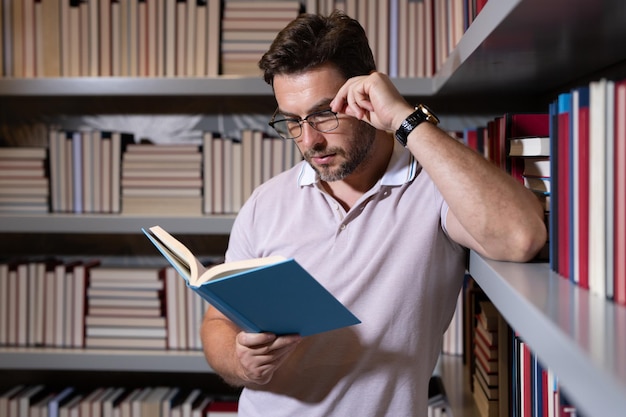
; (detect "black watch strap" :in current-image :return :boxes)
[394,104,439,147]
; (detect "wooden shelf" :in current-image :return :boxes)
[0,214,235,235]
[469,251,626,417]
[0,347,212,373]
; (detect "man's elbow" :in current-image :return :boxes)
[492,222,548,262]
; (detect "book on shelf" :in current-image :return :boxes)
[143,225,361,336]
[501,112,550,173]
[0,146,49,214]
[615,78,626,306]
[508,136,550,157]
[571,85,591,290]
[545,76,626,303]
[586,79,613,299]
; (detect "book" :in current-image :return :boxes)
[508,136,550,156]
[142,225,361,336]
[573,86,591,290]
[615,78,626,306]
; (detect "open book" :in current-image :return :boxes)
[142,225,360,336]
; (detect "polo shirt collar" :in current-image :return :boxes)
[297,140,419,187]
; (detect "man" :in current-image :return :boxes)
[201,11,546,417]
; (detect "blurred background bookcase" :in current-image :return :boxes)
[1,0,626,415]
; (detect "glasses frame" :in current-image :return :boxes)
[268,108,340,140]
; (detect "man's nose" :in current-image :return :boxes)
[297,122,325,147]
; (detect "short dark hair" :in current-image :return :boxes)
[258,10,376,85]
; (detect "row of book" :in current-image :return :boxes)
[464,281,579,417]
[0,259,215,351]
[548,78,626,304]
[1,0,222,78]
[0,385,238,417]
[0,128,301,215]
[0,0,488,79]
[461,76,626,306]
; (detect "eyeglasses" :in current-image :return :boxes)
[268,108,340,140]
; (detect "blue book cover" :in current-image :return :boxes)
[143,225,361,337]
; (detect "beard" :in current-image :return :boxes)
[303,120,377,182]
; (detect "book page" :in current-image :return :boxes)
[146,225,285,285]
[146,226,206,282]
[200,255,286,284]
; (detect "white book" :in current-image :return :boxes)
[16,263,28,346]
[7,267,18,346]
[101,387,126,417]
[605,80,616,300]
[118,388,142,417]
[588,79,608,297]
[0,263,8,345]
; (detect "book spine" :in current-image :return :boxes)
[192,285,260,334]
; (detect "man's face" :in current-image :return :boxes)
[272,64,376,182]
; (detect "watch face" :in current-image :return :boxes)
[417,104,440,125]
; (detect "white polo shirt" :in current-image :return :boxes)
[224,140,467,417]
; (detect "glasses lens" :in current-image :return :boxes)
[272,119,301,139]
[307,110,339,132]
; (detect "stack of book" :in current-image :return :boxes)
[473,300,499,417]
[0,147,49,213]
[121,143,203,215]
[220,1,302,76]
[85,266,167,350]
[506,113,551,216]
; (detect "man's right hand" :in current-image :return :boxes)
[235,331,302,386]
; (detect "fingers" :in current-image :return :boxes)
[331,71,409,131]
[235,332,302,385]
[331,76,374,120]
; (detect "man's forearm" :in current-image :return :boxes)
[406,122,547,261]
[201,312,248,387]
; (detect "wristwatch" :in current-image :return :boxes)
[394,104,440,147]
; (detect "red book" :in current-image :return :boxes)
[476,0,488,16]
[520,341,532,417]
[506,113,550,138]
[541,365,549,417]
[204,399,238,415]
[464,128,479,152]
[501,112,550,178]
[557,94,571,280]
[615,78,626,305]
[575,87,591,289]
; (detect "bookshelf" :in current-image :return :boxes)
[1,0,625,414]
[469,251,626,417]
[0,347,210,373]
[0,214,235,234]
